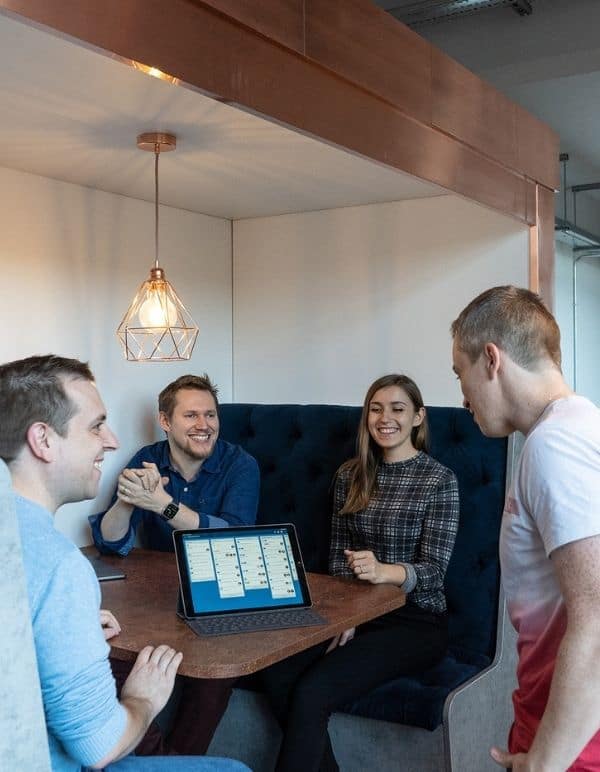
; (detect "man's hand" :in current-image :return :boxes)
[491,745,542,770]
[100,609,121,641]
[94,644,183,766]
[132,461,163,492]
[117,463,170,515]
[121,644,183,719]
[490,745,525,769]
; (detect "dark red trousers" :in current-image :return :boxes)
[111,657,236,756]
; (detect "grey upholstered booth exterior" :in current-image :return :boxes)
[205,404,516,772]
[0,460,51,770]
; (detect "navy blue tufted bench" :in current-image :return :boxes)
[209,404,515,771]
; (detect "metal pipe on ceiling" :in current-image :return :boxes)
[384,0,532,26]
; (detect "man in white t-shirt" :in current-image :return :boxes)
[451,286,600,772]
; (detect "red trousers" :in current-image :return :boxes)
[111,657,236,755]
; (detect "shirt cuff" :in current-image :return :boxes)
[204,513,230,528]
[89,513,135,557]
[69,701,127,767]
[399,562,417,593]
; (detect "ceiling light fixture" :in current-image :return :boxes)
[129,60,180,85]
[117,132,199,361]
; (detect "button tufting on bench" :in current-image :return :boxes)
[218,403,507,731]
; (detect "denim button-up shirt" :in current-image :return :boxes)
[90,439,260,555]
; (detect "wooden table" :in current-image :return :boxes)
[90,547,405,679]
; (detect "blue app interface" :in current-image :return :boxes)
[182,528,304,613]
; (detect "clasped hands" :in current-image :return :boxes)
[117,461,170,514]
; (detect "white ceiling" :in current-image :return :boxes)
[0,12,444,221]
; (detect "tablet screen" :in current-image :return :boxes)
[173,524,312,617]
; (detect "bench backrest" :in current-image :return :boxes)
[219,404,507,667]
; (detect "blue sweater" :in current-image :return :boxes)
[16,495,126,771]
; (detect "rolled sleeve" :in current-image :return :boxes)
[89,510,137,556]
[398,561,418,593]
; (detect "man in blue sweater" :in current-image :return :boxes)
[0,354,247,772]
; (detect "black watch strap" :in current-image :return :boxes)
[161,501,180,521]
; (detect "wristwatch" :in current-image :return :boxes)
[161,500,180,521]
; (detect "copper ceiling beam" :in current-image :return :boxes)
[0,0,558,303]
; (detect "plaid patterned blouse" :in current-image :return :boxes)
[329,451,459,614]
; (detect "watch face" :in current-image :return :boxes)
[162,502,179,521]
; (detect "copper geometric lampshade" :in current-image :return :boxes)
[117,132,199,361]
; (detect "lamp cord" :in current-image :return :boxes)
[154,144,160,269]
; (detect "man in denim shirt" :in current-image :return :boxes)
[91,374,259,554]
[90,374,260,757]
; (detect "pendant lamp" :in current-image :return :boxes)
[117,132,199,361]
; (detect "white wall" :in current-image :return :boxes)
[1,167,536,543]
[555,238,600,404]
[232,196,529,407]
[0,165,232,544]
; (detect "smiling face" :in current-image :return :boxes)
[54,378,119,504]
[159,387,219,465]
[367,385,424,462]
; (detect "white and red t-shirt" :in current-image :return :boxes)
[500,396,600,771]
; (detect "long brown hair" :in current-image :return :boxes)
[338,374,429,514]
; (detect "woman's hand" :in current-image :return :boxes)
[326,627,356,653]
[344,549,407,586]
[100,608,121,640]
[344,549,382,583]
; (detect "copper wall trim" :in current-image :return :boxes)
[536,185,556,308]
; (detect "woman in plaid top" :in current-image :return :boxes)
[260,374,459,772]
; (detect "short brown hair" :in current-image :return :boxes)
[158,374,219,418]
[0,355,94,463]
[451,286,561,370]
